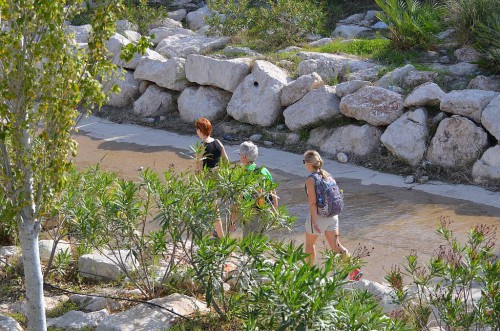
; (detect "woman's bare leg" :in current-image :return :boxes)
[305,232,319,265]
[213,219,224,238]
[324,230,348,255]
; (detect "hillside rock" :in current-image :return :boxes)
[134,55,188,91]
[440,89,499,124]
[107,71,141,108]
[155,34,230,58]
[482,95,500,140]
[283,85,341,131]
[186,6,211,31]
[472,145,500,183]
[185,55,252,92]
[280,72,325,106]
[178,86,232,123]
[340,86,405,126]
[335,80,372,98]
[320,124,383,157]
[133,85,177,117]
[467,75,500,92]
[404,82,445,107]
[381,108,429,166]
[426,116,489,167]
[78,250,138,281]
[227,60,289,127]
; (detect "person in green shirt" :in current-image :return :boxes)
[231,141,278,238]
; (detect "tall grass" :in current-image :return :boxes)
[375,0,445,50]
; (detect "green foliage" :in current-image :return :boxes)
[46,301,80,318]
[375,0,445,50]
[385,218,499,330]
[447,0,500,73]
[121,0,169,35]
[206,0,325,50]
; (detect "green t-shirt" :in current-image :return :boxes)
[246,163,273,182]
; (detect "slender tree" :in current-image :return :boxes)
[0,1,125,329]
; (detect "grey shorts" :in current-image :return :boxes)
[305,215,339,235]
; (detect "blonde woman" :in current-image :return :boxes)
[303,150,361,280]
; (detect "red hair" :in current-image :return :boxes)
[195,117,212,137]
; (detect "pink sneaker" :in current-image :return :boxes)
[348,269,363,281]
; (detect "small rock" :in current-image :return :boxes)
[337,152,348,163]
[138,166,144,171]
[142,117,155,124]
[417,176,429,184]
[404,176,415,184]
[249,134,262,142]
[277,124,287,130]
[263,141,273,146]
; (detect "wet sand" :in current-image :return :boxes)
[73,133,500,284]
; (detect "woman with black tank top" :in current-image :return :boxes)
[195,118,229,238]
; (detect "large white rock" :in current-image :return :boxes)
[133,85,177,117]
[454,47,481,63]
[149,27,195,44]
[78,250,137,281]
[280,72,324,106]
[376,64,416,88]
[168,9,187,22]
[70,294,122,312]
[320,124,383,157]
[227,60,288,127]
[106,70,141,108]
[0,246,21,259]
[472,145,500,183]
[283,86,341,131]
[307,127,335,148]
[178,86,232,123]
[426,116,489,167]
[106,33,158,70]
[467,75,500,92]
[115,20,138,34]
[185,55,252,92]
[335,80,372,98]
[96,293,209,331]
[186,6,211,31]
[38,240,71,262]
[404,82,445,107]
[47,309,109,330]
[402,71,437,89]
[0,314,23,331]
[155,34,230,59]
[481,95,500,140]
[440,89,499,124]
[381,108,429,166]
[134,55,188,91]
[339,86,405,126]
[66,24,92,43]
[147,17,183,30]
[331,25,371,39]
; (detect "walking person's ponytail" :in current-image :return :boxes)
[303,150,331,179]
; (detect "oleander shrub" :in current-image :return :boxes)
[375,0,445,50]
[386,217,499,330]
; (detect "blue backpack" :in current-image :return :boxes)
[309,172,344,217]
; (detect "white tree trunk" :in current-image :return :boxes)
[19,211,46,331]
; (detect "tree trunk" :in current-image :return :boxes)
[18,210,46,330]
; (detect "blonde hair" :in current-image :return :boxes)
[303,150,330,179]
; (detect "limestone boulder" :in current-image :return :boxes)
[67,24,92,43]
[482,95,500,140]
[134,55,188,91]
[78,250,137,281]
[168,9,187,22]
[0,315,23,331]
[96,293,209,331]
[376,64,416,88]
[426,116,489,167]
[70,294,123,312]
[149,27,195,44]
[186,6,211,31]
[106,71,141,108]
[133,85,177,117]
[331,25,371,39]
[381,108,429,166]
[335,80,372,98]
[472,145,500,183]
[440,89,499,124]
[320,124,383,157]
[47,309,109,330]
[280,72,325,106]
[307,127,335,148]
[454,47,481,63]
[185,55,252,92]
[467,75,500,92]
[106,33,159,70]
[123,30,141,43]
[155,34,230,59]
[402,71,437,89]
[283,86,341,131]
[227,60,288,127]
[147,17,183,30]
[115,20,138,34]
[178,86,232,123]
[38,240,71,262]
[404,82,445,107]
[340,86,405,126]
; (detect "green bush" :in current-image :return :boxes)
[385,218,499,330]
[206,0,325,50]
[447,0,500,73]
[375,0,445,50]
[121,0,169,35]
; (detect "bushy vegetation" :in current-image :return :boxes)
[206,0,325,49]
[374,0,445,50]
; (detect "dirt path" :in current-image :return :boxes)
[73,131,500,284]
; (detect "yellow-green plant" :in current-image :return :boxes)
[375,0,445,50]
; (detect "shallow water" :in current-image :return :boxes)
[73,133,500,283]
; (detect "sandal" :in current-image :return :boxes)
[348,268,363,281]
